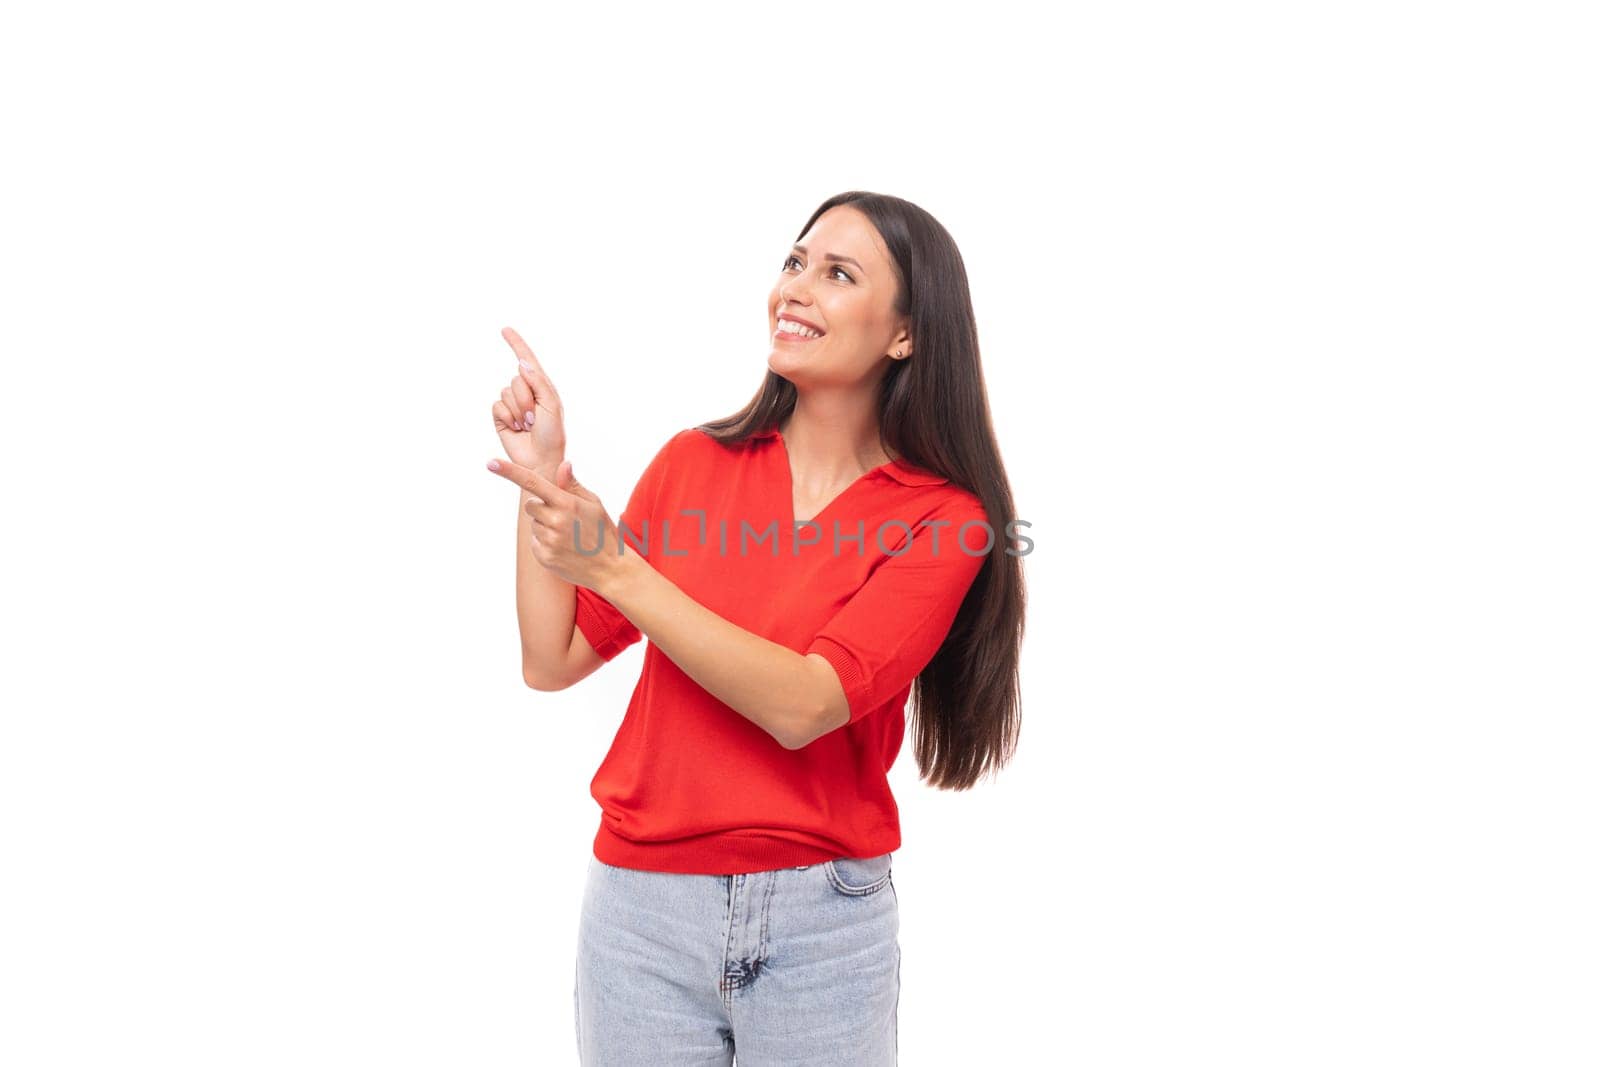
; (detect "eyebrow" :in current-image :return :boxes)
[792,244,865,273]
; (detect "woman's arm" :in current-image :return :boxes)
[488,453,983,744]
[487,328,597,690]
[591,497,991,746]
[515,477,601,691]
[593,549,843,748]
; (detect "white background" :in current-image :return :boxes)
[3,2,1596,1064]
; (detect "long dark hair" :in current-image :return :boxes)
[697,190,1025,790]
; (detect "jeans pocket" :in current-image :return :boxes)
[823,852,894,897]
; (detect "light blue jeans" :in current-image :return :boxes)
[574,852,900,1065]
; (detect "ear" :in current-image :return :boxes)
[889,321,913,361]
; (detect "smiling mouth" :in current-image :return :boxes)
[775,321,825,341]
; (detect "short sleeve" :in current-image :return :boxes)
[804,501,991,724]
[573,430,683,662]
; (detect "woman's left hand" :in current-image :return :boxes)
[486,457,628,591]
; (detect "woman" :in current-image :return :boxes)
[486,191,1025,1065]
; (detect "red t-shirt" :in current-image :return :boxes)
[572,425,991,874]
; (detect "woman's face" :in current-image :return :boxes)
[767,205,910,387]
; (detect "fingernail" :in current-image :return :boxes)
[486,459,501,471]
[518,359,534,370]
[524,410,535,427]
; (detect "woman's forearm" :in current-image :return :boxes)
[515,482,581,688]
[594,549,837,749]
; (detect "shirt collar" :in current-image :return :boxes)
[750,427,949,487]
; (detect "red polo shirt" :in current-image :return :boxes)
[572,425,991,874]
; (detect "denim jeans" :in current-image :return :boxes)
[574,852,900,1065]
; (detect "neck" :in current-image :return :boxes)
[779,396,895,484]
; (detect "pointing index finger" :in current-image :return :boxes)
[501,326,564,411]
[485,457,566,502]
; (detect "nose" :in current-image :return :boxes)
[777,271,813,308]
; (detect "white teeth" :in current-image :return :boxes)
[778,320,821,338]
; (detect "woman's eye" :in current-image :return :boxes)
[781,255,852,283]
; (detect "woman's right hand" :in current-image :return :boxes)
[492,326,568,475]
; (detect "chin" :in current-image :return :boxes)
[766,350,806,381]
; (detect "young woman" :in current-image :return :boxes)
[486,190,1025,1064]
